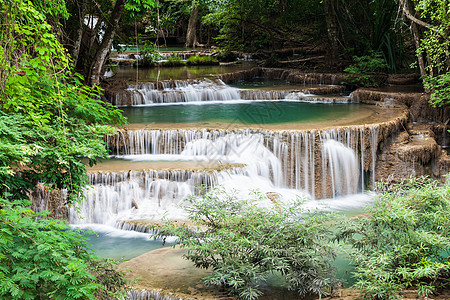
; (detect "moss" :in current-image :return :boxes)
[186,55,219,66]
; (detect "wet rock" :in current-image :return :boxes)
[351,88,449,124]
[375,124,449,183]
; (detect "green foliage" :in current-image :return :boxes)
[424,73,450,107]
[211,47,237,61]
[337,0,404,72]
[0,0,125,202]
[202,0,323,52]
[160,54,186,67]
[88,258,129,299]
[136,40,162,66]
[337,177,450,299]
[0,1,130,298]
[166,55,184,63]
[153,187,339,299]
[0,198,128,299]
[406,0,450,106]
[367,0,400,72]
[344,52,388,87]
[0,71,124,202]
[345,52,388,74]
[125,0,156,19]
[415,0,450,73]
[186,55,219,65]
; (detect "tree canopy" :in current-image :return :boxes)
[0,0,125,201]
[153,188,339,299]
[0,0,128,297]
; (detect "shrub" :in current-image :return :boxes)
[337,177,450,299]
[344,52,388,87]
[160,55,186,67]
[424,73,450,107]
[152,187,339,300]
[136,41,162,66]
[186,55,219,66]
[0,198,128,299]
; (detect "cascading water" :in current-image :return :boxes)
[111,79,353,106]
[124,79,240,105]
[69,168,246,226]
[322,140,359,197]
[70,134,289,227]
[33,71,406,231]
[370,126,380,188]
[107,124,394,196]
[180,134,283,186]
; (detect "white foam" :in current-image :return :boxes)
[303,192,373,211]
[112,154,214,162]
[71,130,375,228]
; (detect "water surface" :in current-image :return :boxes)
[113,63,256,81]
[122,101,366,125]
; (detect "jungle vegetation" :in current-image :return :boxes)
[154,179,450,300]
[0,0,449,298]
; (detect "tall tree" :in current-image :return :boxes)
[324,0,340,64]
[0,1,128,297]
[0,0,124,201]
[88,0,126,85]
[63,0,156,86]
[203,0,323,52]
[185,4,199,47]
[398,0,450,106]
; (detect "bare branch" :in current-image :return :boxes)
[398,0,437,31]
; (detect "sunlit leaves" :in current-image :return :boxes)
[338,177,450,299]
[406,0,450,106]
[0,0,126,202]
[125,0,156,19]
[0,199,98,299]
[153,187,339,299]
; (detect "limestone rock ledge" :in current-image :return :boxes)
[351,88,449,124]
[376,124,450,183]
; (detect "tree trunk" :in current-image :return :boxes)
[88,0,125,86]
[71,0,86,67]
[185,7,199,48]
[64,0,86,68]
[324,0,339,65]
[400,0,427,81]
[411,22,427,81]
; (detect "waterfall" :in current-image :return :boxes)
[107,123,400,199]
[110,79,354,106]
[33,119,404,229]
[322,140,359,197]
[359,127,365,192]
[181,134,283,186]
[124,79,240,105]
[71,132,287,226]
[370,126,380,187]
[69,169,238,225]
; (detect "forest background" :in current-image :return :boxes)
[0,0,449,299]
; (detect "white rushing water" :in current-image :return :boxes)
[68,130,378,229]
[112,79,353,106]
[322,140,359,197]
[29,77,398,232]
[106,127,386,192]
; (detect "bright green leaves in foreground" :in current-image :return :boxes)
[0,0,125,202]
[338,177,450,299]
[0,71,124,202]
[153,178,450,300]
[0,198,129,299]
[153,188,339,300]
[0,0,127,298]
[0,199,97,299]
